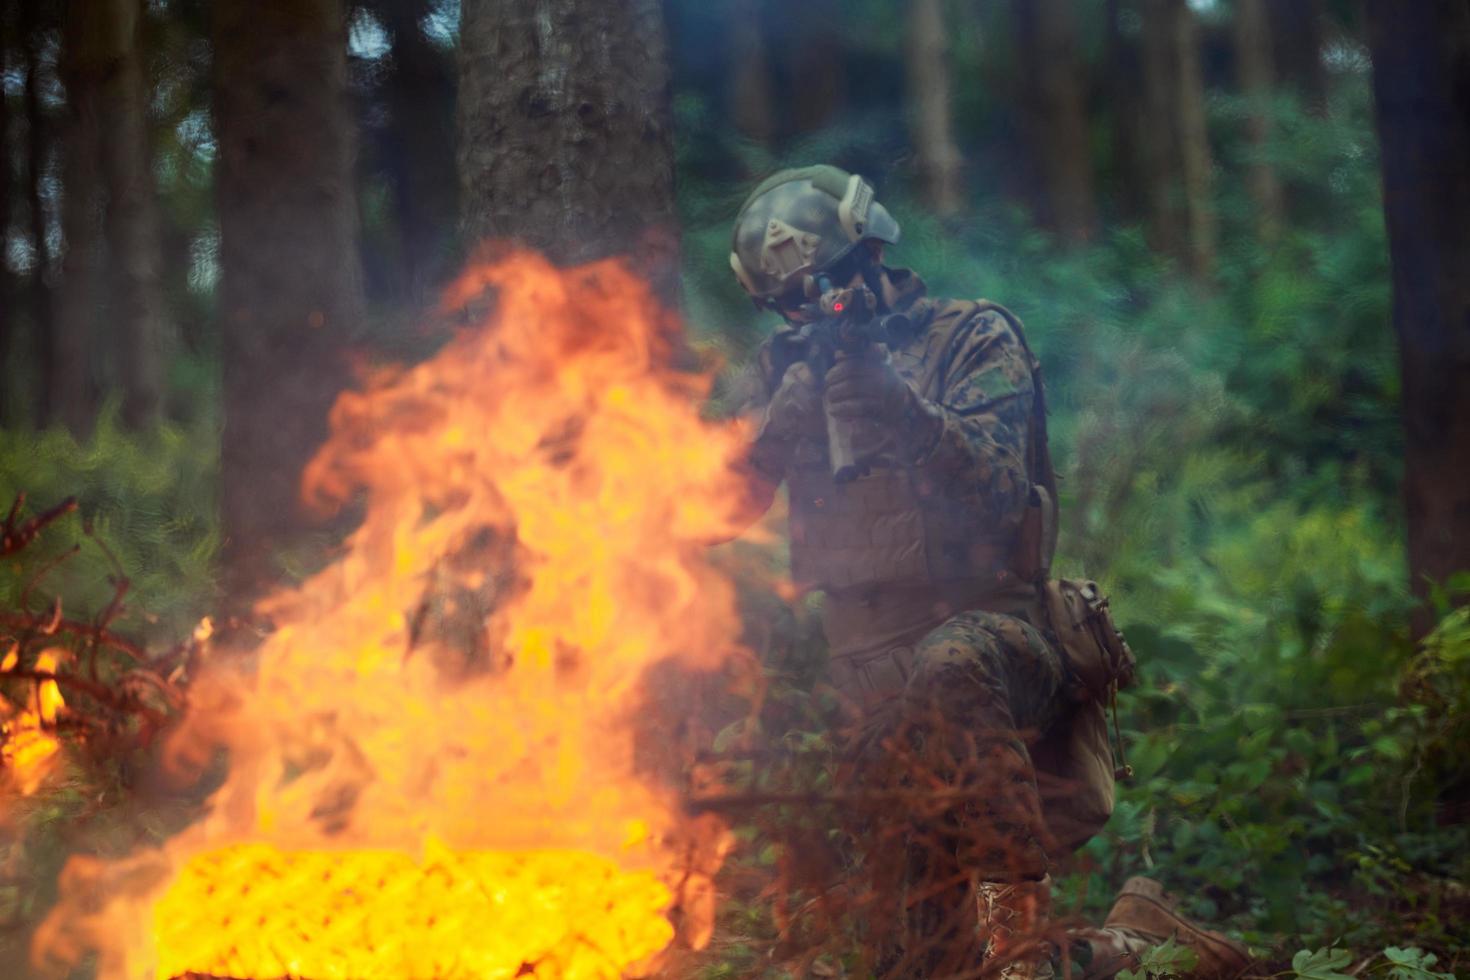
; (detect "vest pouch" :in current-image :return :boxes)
[1033,578,1137,851]
[1042,578,1136,701]
[1032,699,1116,852]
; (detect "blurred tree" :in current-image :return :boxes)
[373,0,457,302]
[52,0,103,434]
[783,0,846,136]
[1235,0,1285,245]
[1140,0,1217,278]
[457,0,680,298]
[20,0,56,427]
[1365,0,1470,636]
[729,0,776,149]
[1268,0,1328,112]
[98,0,168,427]
[1105,0,1147,225]
[905,0,963,218]
[1014,0,1097,243]
[0,0,11,423]
[214,0,365,601]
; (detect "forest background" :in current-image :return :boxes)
[0,0,1467,977]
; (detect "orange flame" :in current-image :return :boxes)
[1,647,67,797]
[32,252,754,979]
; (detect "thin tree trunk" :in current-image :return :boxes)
[215,0,365,602]
[783,0,846,135]
[1106,0,1147,225]
[1138,0,1184,257]
[1268,0,1329,113]
[98,0,168,427]
[1236,0,1284,246]
[1172,1,1216,278]
[457,0,680,299]
[1365,0,1470,638]
[728,0,775,148]
[379,0,457,303]
[1138,0,1216,278]
[1015,0,1097,243]
[906,0,964,218]
[21,0,56,427]
[52,0,107,434]
[0,0,12,423]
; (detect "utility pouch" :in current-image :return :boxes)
[1043,578,1135,702]
[1034,578,1137,850]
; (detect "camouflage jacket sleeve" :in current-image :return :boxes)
[905,304,1036,537]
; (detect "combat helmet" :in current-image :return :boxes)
[730,165,901,309]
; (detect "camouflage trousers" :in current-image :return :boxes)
[826,607,1067,975]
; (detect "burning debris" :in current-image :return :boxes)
[22,252,756,979]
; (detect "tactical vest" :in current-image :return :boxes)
[784,299,1051,600]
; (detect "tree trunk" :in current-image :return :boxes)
[1364,0,1470,637]
[1172,2,1216,278]
[0,0,11,423]
[1106,0,1147,226]
[52,0,108,434]
[1268,0,1329,113]
[1235,0,1284,246]
[97,0,168,427]
[783,0,846,135]
[21,0,57,428]
[214,0,365,602]
[905,0,964,218]
[378,0,457,303]
[457,0,680,299]
[1139,0,1216,278]
[1014,0,1097,243]
[728,0,775,148]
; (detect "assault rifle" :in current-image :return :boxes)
[770,273,911,484]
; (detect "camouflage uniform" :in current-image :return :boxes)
[745,266,1067,866]
[734,168,1252,980]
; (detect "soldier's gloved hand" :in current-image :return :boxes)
[749,361,823,480]
[823,348,916,426]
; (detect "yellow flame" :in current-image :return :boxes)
[34,252,749,979]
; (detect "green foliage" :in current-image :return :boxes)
[1293,946,1356,980]
[678,40,1466,976]
[1118,937,1200,980]
[0,405,220,641]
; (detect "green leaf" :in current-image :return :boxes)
[1382,946,1453,980]
[1118,936,1200,980]
[1291,947,1354,980]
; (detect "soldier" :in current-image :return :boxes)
[730,165,1251,979]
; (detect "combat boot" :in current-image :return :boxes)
[1079,877,1251,980]
[977,876,1055,980]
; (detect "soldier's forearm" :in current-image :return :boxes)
[904,400,1031,523]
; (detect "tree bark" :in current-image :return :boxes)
[906,0,964,218]
[1365,0,1470,636]
[21,0,57,428]
[1235,0,1285,246]
[728,0,775,147]
[457,0,680,299]
[1139,0,1216,278]
[52,0,108,434]
[97,0,168,427]
[1015,0,1097,243]
[214,0,365,601]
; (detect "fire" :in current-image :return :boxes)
[1,647,67,796]
[32,252,755,979]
